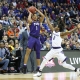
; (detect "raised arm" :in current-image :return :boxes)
[44,11,54,31]
[36,8,45,23]
[60,23,80,37]
[27,10,32,25]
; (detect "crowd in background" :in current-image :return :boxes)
[0,0,80,73]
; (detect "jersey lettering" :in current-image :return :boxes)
[34,23,39,26]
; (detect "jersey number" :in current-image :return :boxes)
[53,36,55,40]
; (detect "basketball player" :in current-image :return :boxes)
[21,8,45,74]
[33,11,80,77]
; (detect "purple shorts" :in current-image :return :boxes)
[27,36,41,51]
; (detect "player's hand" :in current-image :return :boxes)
[28,9,32,14]
[35,7,41,13]
[35,7,38,11]
[77,23,80,29]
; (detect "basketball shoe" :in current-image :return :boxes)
[33,71,42,77]
[21,65,27,74]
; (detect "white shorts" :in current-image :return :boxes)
[45,48,66,63]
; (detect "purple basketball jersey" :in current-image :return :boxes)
[30,21,40,37]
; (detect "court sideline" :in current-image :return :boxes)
[0,72,80,80]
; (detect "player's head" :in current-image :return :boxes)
[31,13,38,21]
[54,24,59,32]
[54,23,64,32]
[54,18,65,32]
[58,22,65,32]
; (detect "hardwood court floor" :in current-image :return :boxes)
[0,72,80,80]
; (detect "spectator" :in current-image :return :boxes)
[2,16,11,25]
[0,23,4,41]
[4,42,11,60]
[75,42,80,50]
[61,39,66,49]
[0,40,9,73]
[2,3,8,16]
[2,35,8,42]
[0,2,3,17]
[37,0,42,8]
[78,3,80,11]
[7,26,14,37]
[12,0,17,7]
[45,36,52,50]
[51,11,56,21]
[47,3,52,15]
[12,24,19,38]
[15,39,19,44]
[11,43,21,73]
[4,41,12,72]
[8,40,14,52]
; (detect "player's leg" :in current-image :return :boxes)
[57,51,80,75]
[33,49,55,77]
[34,39,41,71]
[29,50,35,72]
[24,48,31,65]
[22,37,35,74]
[61,61,80,76]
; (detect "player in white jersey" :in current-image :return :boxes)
[33,11,80,77]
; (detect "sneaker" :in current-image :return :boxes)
[33,72,42,77]
[21,65,27,74]
[77,68,80,76]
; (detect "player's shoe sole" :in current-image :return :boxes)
[77,68,80,76]
[33,72,42,77]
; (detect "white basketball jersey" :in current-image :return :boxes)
[52,31,62,47]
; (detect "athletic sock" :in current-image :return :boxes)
[36,66,40,71]
[37,66,40,68]
[24,64,27,66]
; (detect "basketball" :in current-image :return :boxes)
[28,6,36,13]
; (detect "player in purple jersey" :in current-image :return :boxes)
[21,7,45,74]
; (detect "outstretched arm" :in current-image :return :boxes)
[36,8,45,23]
[44,10,54,31]
[60,23,80,37]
